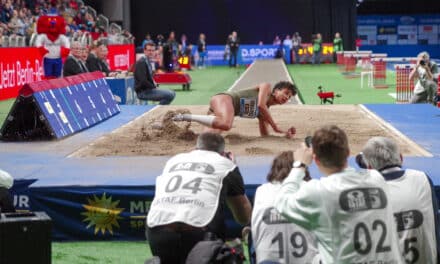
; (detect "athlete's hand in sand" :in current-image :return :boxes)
[285,126,296,139]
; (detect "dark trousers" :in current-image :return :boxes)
[229,49,238,67]
[146,225,205,264]
[0,187,15,213]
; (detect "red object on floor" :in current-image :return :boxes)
[153,72,192,90]
[317,91,334,99]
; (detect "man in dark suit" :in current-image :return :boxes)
[86,41,116,77]
[63,41,89,77]
[134,42,175,105]
[227,31,240,67]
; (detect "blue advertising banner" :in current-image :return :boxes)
[8,180,257,240]
[358,14,440,46]
[202,44,289,66]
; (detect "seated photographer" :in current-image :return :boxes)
[86,41,118,77]
[146,133,252,264]
[409,51,438,104]
[0,169,15,213]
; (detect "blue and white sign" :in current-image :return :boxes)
[198,44,288,66]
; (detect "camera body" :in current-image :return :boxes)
[420,60,426,66]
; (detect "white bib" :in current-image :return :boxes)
[239,98,259,118]
[147,150,236,228]
[386,169,437,264]
[252,183,319,264]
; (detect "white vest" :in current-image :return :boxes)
[147,150,236,228]
[385,168,438,264]
[35,34,70,59]
[275,168,405,264]
[252,182,319,264]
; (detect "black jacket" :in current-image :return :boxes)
[86,53,110,76]
[134,56,155,93]
[63,56,88,77]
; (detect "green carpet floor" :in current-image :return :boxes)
[287,64,397,105]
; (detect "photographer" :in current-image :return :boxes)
[409,51,439,104]
[146,132,252,264]
[274,125,404,263]
[360,137,440,263]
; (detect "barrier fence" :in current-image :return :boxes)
[394,64,414,103]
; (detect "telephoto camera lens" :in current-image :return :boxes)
[355,153,367,169]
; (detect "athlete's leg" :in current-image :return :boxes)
[174,94,234,131]
[208,94,235,131]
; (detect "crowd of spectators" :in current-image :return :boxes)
[0,0,133,47]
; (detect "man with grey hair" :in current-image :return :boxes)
[409,51,438,104]
[361,136,440,264]
[62,41,89,77]
[146,132,252,264]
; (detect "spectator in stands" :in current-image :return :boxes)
[409,51,439,104]
[197,33,206,69]
[134,42,175,105]
[0,1,13,24]
[312,33,322,65]
[141,33,153,49]
[252,151,319,263]
[292,32,302,64]
[273,35,281,46]
[155,34,164,47]
[355,35,362,51]
[86,41,116,77]
[360,136,440,264]
[0,168,15,213]
[333,32,343,63]
[227,31,240,67]
[146,132,252,264]
[180,33,188,53]
[166,31,178,58]
[63,41,88,76]
[173,81,297,138]
[274,125,404,263]
[7,9,25,36]
[283,34,292,50]
[0,27,4,46]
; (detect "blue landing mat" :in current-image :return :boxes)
[364,103,440,183]
[0,105,156,186]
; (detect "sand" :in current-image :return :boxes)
[72,105,426,158]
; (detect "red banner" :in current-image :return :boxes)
[0,47,45,100]
[107,44,135,72]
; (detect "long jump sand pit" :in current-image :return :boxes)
[73,105,429,158]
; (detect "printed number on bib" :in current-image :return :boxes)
[165,175,203,194]
[271,231,308,259]
[403,237,419,264]
[353,220,391,255]
[239,98,258,118]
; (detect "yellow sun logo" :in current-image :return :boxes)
[81,193,124,235]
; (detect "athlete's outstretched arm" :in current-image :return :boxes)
[256,83,283,134]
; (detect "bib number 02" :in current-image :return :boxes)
[353,220,391,255]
